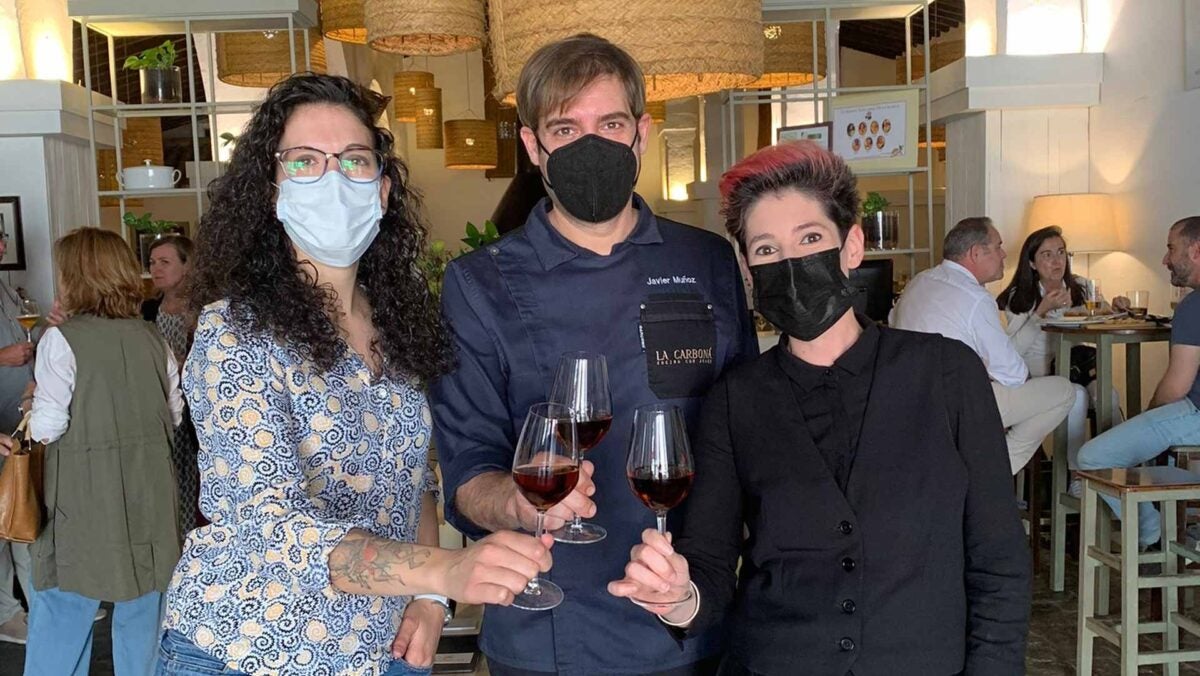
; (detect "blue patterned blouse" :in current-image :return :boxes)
[163,301,437,675]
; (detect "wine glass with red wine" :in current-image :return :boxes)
[625,404,696,607]
[548,352,612,544]
[511,402,581,611]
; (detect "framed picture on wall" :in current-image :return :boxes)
[777,122,833,149]
[0,196,26,271]
[829,89,920,171]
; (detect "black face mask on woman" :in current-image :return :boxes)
[537,133,640,223]
[750,247,859,341]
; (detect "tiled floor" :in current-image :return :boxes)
[2,562,1199,675]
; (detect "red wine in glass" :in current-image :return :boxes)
[629,466,695,513]
[557,415,612,453]
[624,404,696,609]
[514,464,580,510]
[549,352,612,544]
[510,402,580,611]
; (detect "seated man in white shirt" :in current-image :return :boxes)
[891,216,1074,473]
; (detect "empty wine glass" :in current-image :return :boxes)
[625,404,695,607]
[16,297,39,342]
[510,402,580,611]
[549,352,612,544]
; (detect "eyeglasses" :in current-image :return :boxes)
[274,145,385,184]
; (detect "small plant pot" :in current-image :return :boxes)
[139,68,182,104]
[863,211,899,250]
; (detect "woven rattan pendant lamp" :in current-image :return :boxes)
[364,0,485,56]
[321,0,367,44]
[216,30,327,87]
[743,22,826,88]
[414,88,444,148]
[393,70,436,122]
[488,0,763,104]
[443,54,497,169]
[646,100,667,123]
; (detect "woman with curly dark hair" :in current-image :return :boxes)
[157,73,554,676]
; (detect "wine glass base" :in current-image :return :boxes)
[511,579,565,611]
[629,586,695,611]
[550,522,607,544]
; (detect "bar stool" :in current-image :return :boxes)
[1077,467,1200,675]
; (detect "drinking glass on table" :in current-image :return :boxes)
[549,352,612,544]
[625,403,695,607]
[1084,279,1102,317]
[510,402,580,611]
[1125,290,1150,319]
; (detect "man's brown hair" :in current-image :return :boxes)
[515,33,646,131]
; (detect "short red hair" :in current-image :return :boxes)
[718,140,859,253]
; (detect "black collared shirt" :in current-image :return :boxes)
[777,317,879,492]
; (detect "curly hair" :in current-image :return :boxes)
[188,73,452,384]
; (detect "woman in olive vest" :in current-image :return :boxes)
[1,227,183,675]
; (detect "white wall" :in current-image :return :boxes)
[1088,0,1200,406]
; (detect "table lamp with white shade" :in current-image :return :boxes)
[1026,193,1119,278]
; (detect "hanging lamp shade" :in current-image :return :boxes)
[320,0,367,44]
[364,0,485,55]
[646,100,666,123]
[216,30,326,87]
[444,119,498,169]
[744,22,826,89]
[414,88,444,149]
[488,0,763,104]
[393,71,436,122]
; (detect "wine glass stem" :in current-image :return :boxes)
[525,510,546,596]
[570,515,584,532]
[656,511,667,535]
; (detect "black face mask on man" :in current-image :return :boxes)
[750,247,859,341]
[537,132,640,223]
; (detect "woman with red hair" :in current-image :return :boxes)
[609,141,1031,675]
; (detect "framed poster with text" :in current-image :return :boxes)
[829,89,920,171]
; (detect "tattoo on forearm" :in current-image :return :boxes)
[330,531,432,592]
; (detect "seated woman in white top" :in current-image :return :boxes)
[997,226,1125,486]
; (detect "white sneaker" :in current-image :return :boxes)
[94,607,107,622]
[0,612,28,645]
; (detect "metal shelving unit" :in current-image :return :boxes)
[68,0,319,240]
[724,0,938,278]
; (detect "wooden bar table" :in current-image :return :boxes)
[1044,322,1172,592]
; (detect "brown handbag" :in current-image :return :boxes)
[0,412,44,543]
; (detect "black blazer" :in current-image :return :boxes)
[674,327,1030,676]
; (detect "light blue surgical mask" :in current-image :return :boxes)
[276,171,383,268]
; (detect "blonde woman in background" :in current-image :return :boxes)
[0,227,183,676]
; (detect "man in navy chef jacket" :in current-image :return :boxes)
[429,33,757,676]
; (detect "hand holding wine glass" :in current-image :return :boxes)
[621,404,696,608]
[509,402,581,611]
[608,528,697,623]
[549,352,612,544]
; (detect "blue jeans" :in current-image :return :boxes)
[1077,398,1200,546]
[25,587,161,676]
[155,629,431,675]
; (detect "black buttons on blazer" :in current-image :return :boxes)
[841,557,856,572]
[838,520,854,534]
[839,637,856,651]
[841,599,856,614]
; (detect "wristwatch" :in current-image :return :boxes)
[412,594,454,626]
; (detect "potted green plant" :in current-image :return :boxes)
[861,192,898,250]
[123,39,181,104]
[419,221,503,299]
[123,212,183,271]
